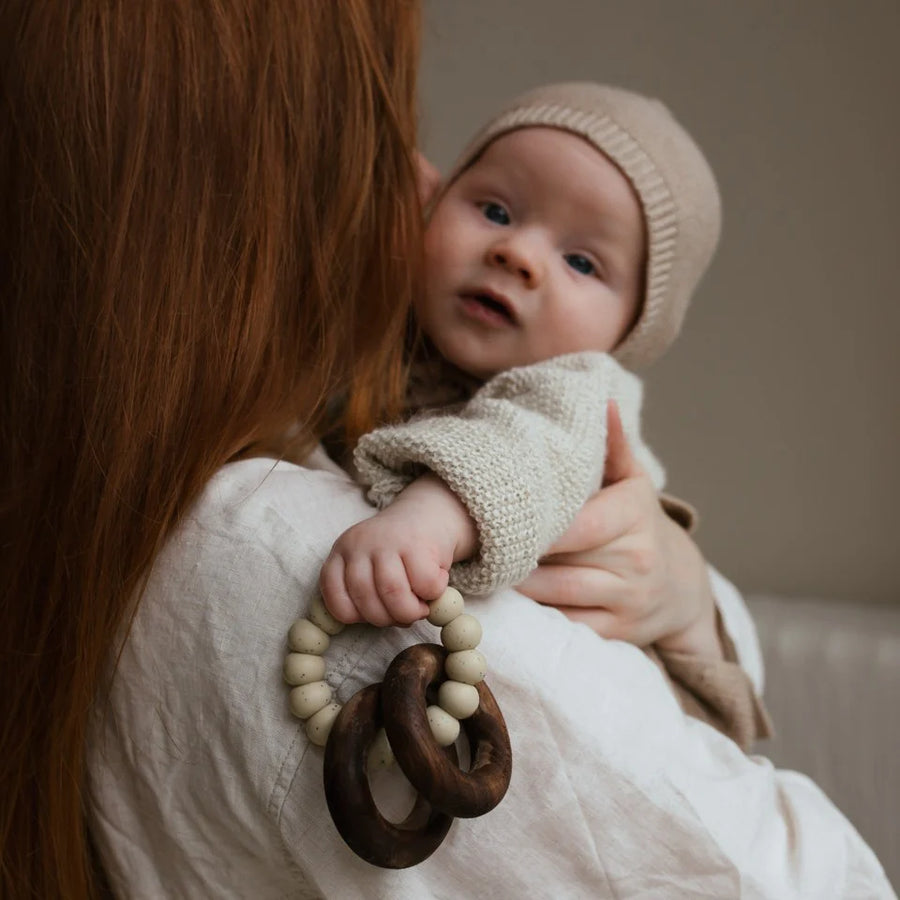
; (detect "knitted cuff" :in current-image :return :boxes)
[354,414,545,594]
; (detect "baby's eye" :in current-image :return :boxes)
[480,202,510,225]
[564,253,596,276]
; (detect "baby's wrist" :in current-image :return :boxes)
[393,474,478,561]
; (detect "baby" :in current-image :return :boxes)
[318,82,769,749]
[321,82,719,625]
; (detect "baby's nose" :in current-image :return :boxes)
[487,247,539,287]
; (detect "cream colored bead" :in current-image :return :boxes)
[287,618,330,655]
[437,680,480,719]
[445,649,487,685]
[288,680,332,719]
[440,613,482,652]
[367,727,395,771]
[305,701,342,747]
[427,705,461,747]
[283,652,326,686]
[308,593,345,636]
[427,586,465,626]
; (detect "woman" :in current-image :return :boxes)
[0,2,890,898]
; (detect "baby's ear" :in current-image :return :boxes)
[415,151,442,206]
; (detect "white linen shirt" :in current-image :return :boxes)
[86,454,894,899]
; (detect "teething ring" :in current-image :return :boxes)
[381,643,512,818]
[323,681,454,868]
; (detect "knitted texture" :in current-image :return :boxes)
[445,82,722,370]
[354,351,663,595]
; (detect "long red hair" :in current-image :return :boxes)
[0,1,422,896]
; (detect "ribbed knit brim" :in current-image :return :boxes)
[445,83,722,369]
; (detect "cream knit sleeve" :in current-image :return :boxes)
[353,351,664,595]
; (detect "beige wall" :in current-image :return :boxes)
[420,0,900,604]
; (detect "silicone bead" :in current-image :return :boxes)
[445,649,487,685]
[437,680,480,719]
[308,593,345,636]
[440,613,482,652]
[287,618,330,655]
[283,652,326,686]
[426,705,461,747]
[289,680,333,719]
[367,727,395,771]
[427,587,465,626]
[305,701,342,747]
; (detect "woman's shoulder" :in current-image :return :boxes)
[86,455,376,897]
[193,452,362,531]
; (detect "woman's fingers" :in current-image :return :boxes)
[602,399,643,486]
[516,563,626,610]
[542,480,643,557]
[552,606,662,645]
[541,402,654,558]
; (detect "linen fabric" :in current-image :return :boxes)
[86,455,894,899]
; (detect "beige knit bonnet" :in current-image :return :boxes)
[445,82,722,369]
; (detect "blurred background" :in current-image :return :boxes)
[421,0,899,883]
[420,0,899,605]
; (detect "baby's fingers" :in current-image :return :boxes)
[344,556,394,627]
[402,551,450,606]
[320,553,361,624]
[372,553,429,625]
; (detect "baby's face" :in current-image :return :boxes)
[418,127,645,380]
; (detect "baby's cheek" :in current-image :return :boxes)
[423,221,451,272]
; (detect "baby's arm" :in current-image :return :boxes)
[321,351,629,625]
[320,474,476,626]
[351,351,651,597]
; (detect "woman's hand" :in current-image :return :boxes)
[516,401,723,658]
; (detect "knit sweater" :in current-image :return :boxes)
[354,348,771,749]
[357,350,662,593]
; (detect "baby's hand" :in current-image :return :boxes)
[320,474,478,628]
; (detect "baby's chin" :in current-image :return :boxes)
[422,331,496,382]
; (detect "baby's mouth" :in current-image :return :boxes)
[460,290,517,324]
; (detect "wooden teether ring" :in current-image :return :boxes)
[323,681,454,868]
[381,643,512,818]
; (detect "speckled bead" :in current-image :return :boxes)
[367,727,395,771]
[288,680,333,719]
[426,705,461,747]
[308,594,346,636]
[444,648,487,685]
[437,680,480,719]
[283,652,327,686]
[440,613,482,652]
[288,618,330,655]
[305,701,342,747]
[427,587,465,626]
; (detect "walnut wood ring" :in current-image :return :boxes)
[323,682,454,868]
[381,643,512,818]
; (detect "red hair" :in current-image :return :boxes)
[0,1,422,896]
